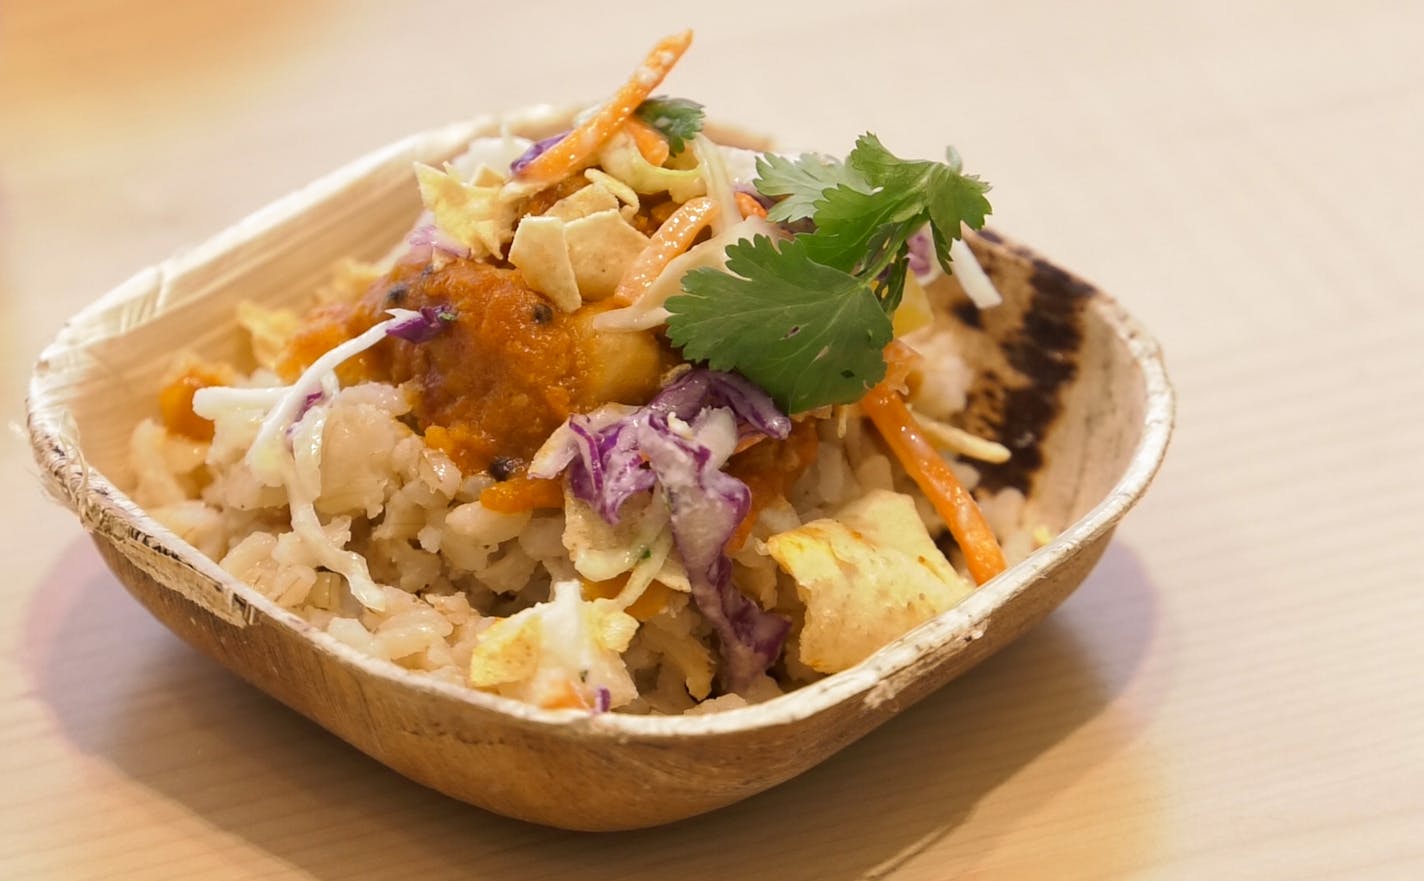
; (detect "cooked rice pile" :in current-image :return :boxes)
[128,299,1030,714]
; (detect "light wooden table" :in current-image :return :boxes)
[3,2,1421,878]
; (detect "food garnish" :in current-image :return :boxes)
[633,96,705,156]
[667,136,993,414]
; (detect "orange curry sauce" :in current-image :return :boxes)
[276,256,671,478]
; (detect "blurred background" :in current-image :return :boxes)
[3,2,1422,879]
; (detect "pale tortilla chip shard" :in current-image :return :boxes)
[640,613,715,701]
[468,582,639,709]
[468,613,542,687]
[564,209,650,300]
[765,489,973,674]
[543,182,621,222]
[508,215,581,312]
[584,168,640,211]
[413,162,510,258]
[590,598,639,653]
[236,301,301,372]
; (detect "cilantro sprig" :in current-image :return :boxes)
[665,135,992,413]
[635,96,705,155]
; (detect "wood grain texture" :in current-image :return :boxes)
[3,0,1422,877]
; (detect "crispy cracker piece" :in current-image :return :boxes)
[544,182,621,222]
[508,215,581,312]
[564,209,651,300]
[766,489,972,673]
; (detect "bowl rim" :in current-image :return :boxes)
[27,111,1175,742]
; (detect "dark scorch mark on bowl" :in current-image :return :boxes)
[972,257,1092,495]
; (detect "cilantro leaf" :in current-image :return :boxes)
[635,96,704,155]
[665,134,993,414]
[666,236,893,413]
[847,133,991,272]
[753,152,870,223]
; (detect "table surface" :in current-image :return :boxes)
[4,2,1422,878]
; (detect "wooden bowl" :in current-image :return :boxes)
[26,108,1174,831]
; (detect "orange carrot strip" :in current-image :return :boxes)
[539,679,588,710]
[479,475,565,513]
[861,343,1006,585]
[515,30,692,186]
[612,196,719,305]
[581,575,671,621]
[622,116,671,167]
[734,191,768,220]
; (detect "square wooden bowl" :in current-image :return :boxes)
[27,109,1173,830]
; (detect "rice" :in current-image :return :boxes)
[127,310,1030,714]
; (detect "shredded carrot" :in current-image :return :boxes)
[612,196,719,305]
[539,679,588,711]
[860,341,1006,585]
[735,191,768,220]
[622,116,671,167]
[581,575,672,621]
[515,30,692,186]
[479,475,565,513]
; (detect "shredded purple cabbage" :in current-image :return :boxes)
[649,369,793,442]
[534,368,793,690]
[297,389,325,420]
[636,408,790,690]
[907,226,936,280]
[386,306,457,343]
[403,221,470,266]
[510,131,569,176]
[566,418,653,524]
[284,389,327,446]
[593,686,612,714]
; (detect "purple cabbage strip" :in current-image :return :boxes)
[509,131,570,176]
[296,389,325,420]
[386,306,457,344]
[593,686,612,714]
[403,221,470,267]
[539,368,793,690]
[565,418,653,524]
[650,369,793,441]
[906,226,935,280]
[636,410,790,691]
[284,389,327,445]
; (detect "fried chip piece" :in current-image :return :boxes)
[543,181,621,222]
[468,614,543,688]
[766,489,972,673]
[414,162,512,258]
[564,209,650,300]
[508,215,581,312]
[468,581,639,709]
[236,302,301,372]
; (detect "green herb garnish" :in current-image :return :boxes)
[635,96,705,155]
[665,135,992,413]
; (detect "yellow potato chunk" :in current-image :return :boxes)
[572,310,667,404]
